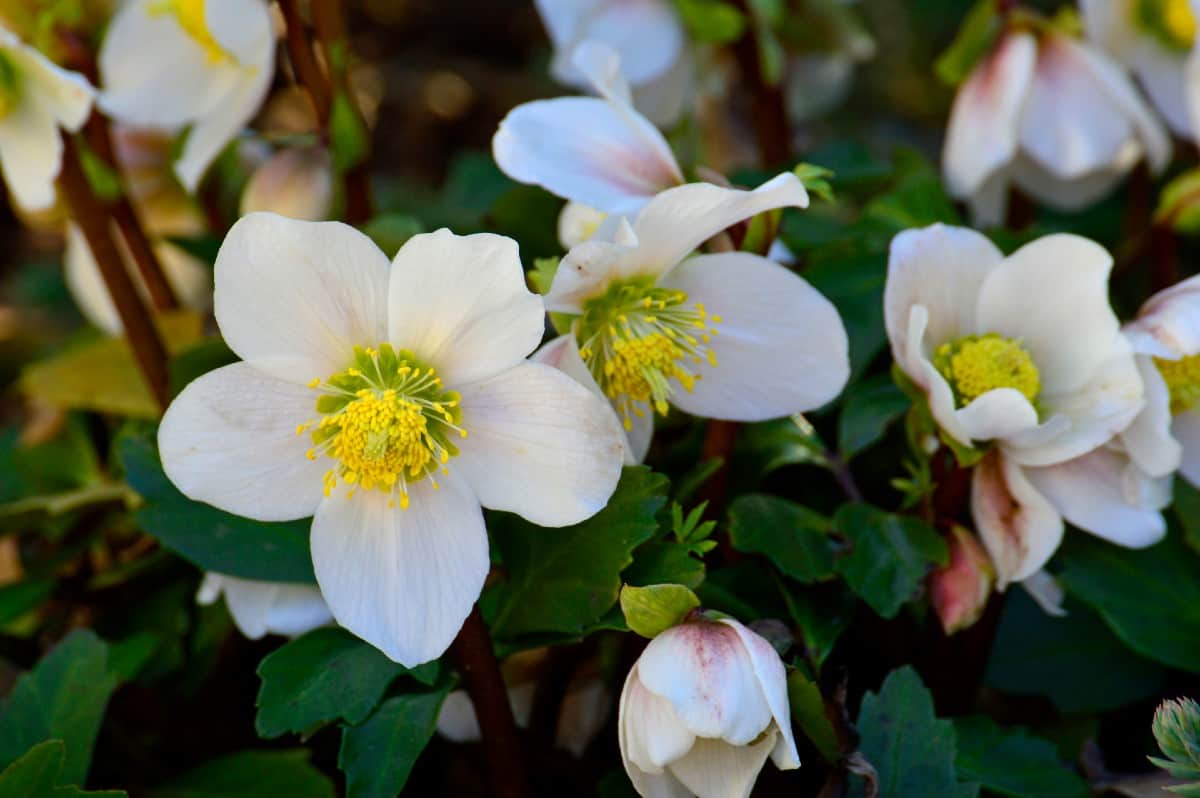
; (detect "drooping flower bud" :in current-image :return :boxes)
[929,525,994,635]
[240,147,334,221]
[618,616,799,798]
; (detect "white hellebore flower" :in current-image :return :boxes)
[943,28,1170,226]
[0,26,94,211]
[240,146,335,221]
[619,617,799,798]
[99,0,275,191]
[494,42,684,248]
[1081,0,1200,138]
[197,572,332,639]
[534,0,690,126]
[534,174,850,463]
[886,224,1149,585]
[159,213,625,666]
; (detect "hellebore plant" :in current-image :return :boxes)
[159,213,625,665]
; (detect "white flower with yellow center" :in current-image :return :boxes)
[944,28,1169,226]
[534,0,690,126]
[159,213,625,665]
[534,174,850,463]
[197,572,332,639]
[886,224,1149,585]
[98,0,274,191]
[1082,0,1200,138]
[0,26,94,210]
[494,42,684,249]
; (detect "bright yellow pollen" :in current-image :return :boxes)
[1156,354,1200,413]
[935,334,1040,406]
[1165,0,1197,44]
[327,396,433,491]
[606,333,696,424]
[148,0,231,63]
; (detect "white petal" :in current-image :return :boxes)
[1186,43,1200,143]
[387,229,545,386]
[975,234,1119,395]
[436,690,482,743]
[454,362,624,527]
[260,582,334,637]
[207,0,275,65]
[971,450,1064,587]
[1019,569,1068,617]
[0,94,61,211]
[7,43,95,131]
[659,252,849,420]
[621,667,697,772]
[719,619,799,770]
[1120,356,1182,478]
[541,0,684,88]
[309,471,488,666]
[158,362,328,521]
[620,673,694,798]
[214,213,389,383]
[623,175,809,283]
[492,94,681,215]
[884,224,1001,379]
[943,32,1036,200]
[558,202,609,249]
[637,622,773,745]
[631,46,692,127]
[954,389,1040,442]
[545,238,637,313]
[1008,154,1132,212]
[1128,40,1193,137]
[1024,447,1167,548]
[667,733,776,798]
[965,169,1012,228]
[1079,0,1137,57]
[1174,409,1200,486]
[1126,273,1200,359]
[906,307,973,446]
[202,573,331,639]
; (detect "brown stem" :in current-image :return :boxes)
[279,0,332,126]
[452,605,530,798]
[731,1,789,166]
[1151,223,1179,291]
[828,452,864,503]
[699,420,739,518]
[58,134,170,411]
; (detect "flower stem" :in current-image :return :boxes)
[452,604,530,798]
[279,0,332,127]
[731,0,790,166]
[58,133,170,411]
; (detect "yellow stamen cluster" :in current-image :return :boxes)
[1155,353,1200,413]
[1164,0,1197,45]
[934,334,1041,407]
[577,279,721,430]
[298,345,465,509]
[148,0,231,63]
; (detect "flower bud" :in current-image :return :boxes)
[240,147,334,221]
[196,573,332,639]
[929,525,994,635]
[619,617,799,798]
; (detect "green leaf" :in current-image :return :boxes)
[0,417,99,504]
[0,579,54,626]
[833,503,947,618]
[1155,167,1200,234]
[984,590,1166,713]
[116,423,315,583]
[1059,533,1200,672]
[0,740,127,798]
[256,627,434,738]
[168,337,237,398]
[148,750,334,798]
[483,466,669,640]
[732,415,829,484]
[1173,478,1200,554]
[330,91,369,171]
[804,252,888,381]
[854,666,979,798]
[728,494,837,583]
[934,0,1001,86]
[954,715,1089,798]
[620,583,700,638]
[361,213,424,254]
[838,375,909,459]
[338,689,450,798]
[1151,698,1200,788]
[786,670,840,762]
[864,149,960,232]
[624,540,707,589]
[793,162,835,204]
[674,0,746,43]
[0,631,118,785]
[777,581,854,669]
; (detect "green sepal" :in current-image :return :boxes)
[620,583,700,639]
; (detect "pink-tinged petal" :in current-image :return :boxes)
[1120,356,1182,478]
[213,213,389,383]
[943,32,1036,200]
[387,230,546,385]
[621,667,697,772]
[719,619,800,770]
[1126,273,1200,359]
[309,471,488,667]
[158,362,327,522]
[971,449,1064,587]
[1024,447,1168,548]
[929,526,995,635]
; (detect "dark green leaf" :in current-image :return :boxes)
[934,0,1001,86]
[0,579,54,626]
[0,740,127,798]
[148,750,334,798]
[623,541,706,589]
[0,631,118,785]
[777,580,854,668]
[0,417,99,504]
[729,494,837,583]
[854,666,978,798]
[954,715,1089,798]
[984,590,1166,713]
[786,670,840,762]
[675,0,746,43]
[330,91,369,171]
[1059,533,1200,672]
[483,467,668,640]
[838,375,909,458]
[833,503,947,618]
[256,627,432,738]
[805,252,888,381]
[1173,478,1200,554]
[116,423,315,583]
[338,690,449,798]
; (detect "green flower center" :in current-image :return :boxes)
[298,344,465,508]
[1155,353,1200,413]
[576,277,721,430]
[934,334,1041,408]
